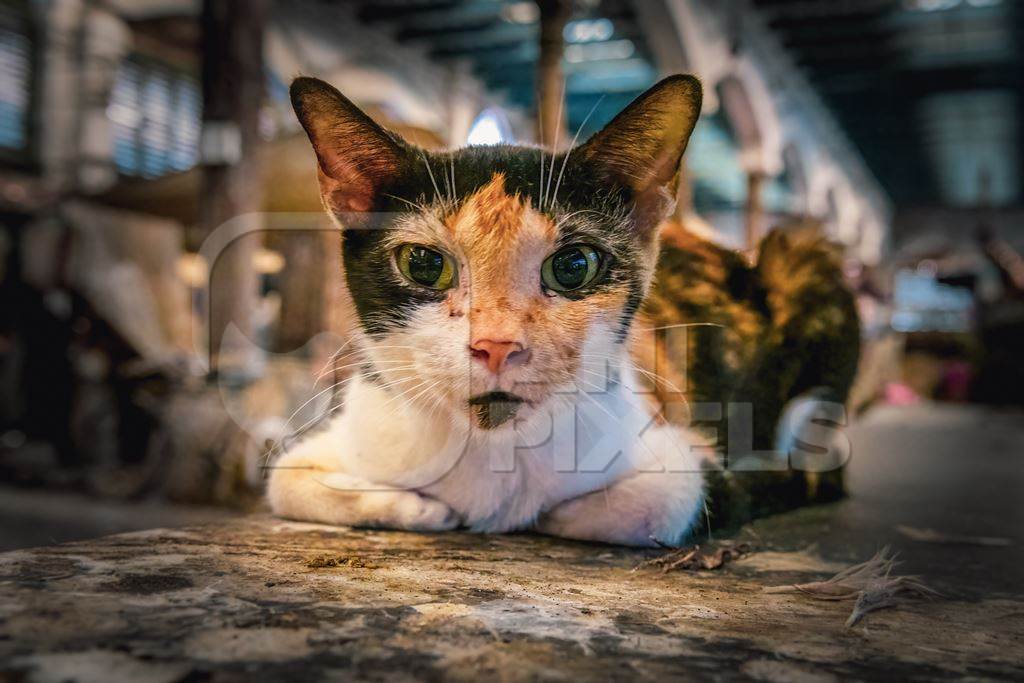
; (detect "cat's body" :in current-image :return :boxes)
[639,221,861,528]
[268,75,859,546]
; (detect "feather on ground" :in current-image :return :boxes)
[763,546,939,626]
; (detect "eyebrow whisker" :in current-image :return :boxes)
[544,79,567,211]
[553,95,604,211]
[419,149,445,209]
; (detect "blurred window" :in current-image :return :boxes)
[564,18,614,43]
[687,113,746,212]
[108,55,200,178]
[780,143,807,208]
[502,2,539,24]
[892,266,974,333]
[466,108,511,146]
[919,90,1018,206]
[0,1,34,162]
[899,0,1011,68]
[763,171,795,215]
[564,39,635,63]
[904,0,1001,12]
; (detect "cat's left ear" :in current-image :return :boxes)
[579,74,702,226]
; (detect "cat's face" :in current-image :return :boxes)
[292,76,701,429]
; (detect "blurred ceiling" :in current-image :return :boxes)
[353,0,771,215]
[752,0,1023,209]
[91,0,1024,214]
[354,0,657,141]
[357,0,1023,211]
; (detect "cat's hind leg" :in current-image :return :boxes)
[266,429,461,531]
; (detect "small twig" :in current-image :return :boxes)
[633,540,752,573]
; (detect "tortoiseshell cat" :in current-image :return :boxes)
[269,75,859,546]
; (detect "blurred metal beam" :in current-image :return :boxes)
[632,0,692,74]
[488,61,656,96]
[356,0,466,24]
[199,0,266,379]
[391,1,507,34]
[469,31,645,75]
[407,22,536,51]
[755,0,896,20]
[412,7,635,50]
[536,0,570,148]
[745,171,766,250]
[780,25,897,46]
[806,63,1022,94]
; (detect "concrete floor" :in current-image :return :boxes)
[841,403,1023,597]
[0,403,1022,681]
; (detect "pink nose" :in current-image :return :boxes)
[469,339,531,375]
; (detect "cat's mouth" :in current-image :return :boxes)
[467,391,528,430]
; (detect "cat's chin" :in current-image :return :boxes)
[467,391,529,430]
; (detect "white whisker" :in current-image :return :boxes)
[381,193,429,214]
[544,78,566,211]
[419,150,444,208]
[552,95,603,208]
[537,91,546,207]
[580,352,692,421]
[637,322,727,332]
[268,367,421,465]
[553,208,617,231]
[314,359,415,384]
[313,337,359,387]
[449,154,457,204]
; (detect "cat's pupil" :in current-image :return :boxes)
[408,247,444,285]
[552,248,588,289]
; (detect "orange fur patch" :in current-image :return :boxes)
[447,174,554,254]
[443,173,612,383]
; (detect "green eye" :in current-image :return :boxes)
[396,244,456,290]
[541,245,602,293]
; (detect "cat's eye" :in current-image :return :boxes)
[396,244,457,290]
[541,245,602,293]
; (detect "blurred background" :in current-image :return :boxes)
[1,0,1022,550]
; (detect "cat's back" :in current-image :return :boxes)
[631,221,766,412]
[632,220,859,428]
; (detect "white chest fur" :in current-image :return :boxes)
[293,366,703,535]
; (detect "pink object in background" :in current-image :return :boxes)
[942,361,972,402]
[884,382,921,406]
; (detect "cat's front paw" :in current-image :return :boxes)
[538,496,664,547]
[392,492,462,532]
[537,470,703,547]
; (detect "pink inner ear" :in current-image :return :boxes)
[317,164,377,214]
[348,196,372,212]
[292,78,408,215]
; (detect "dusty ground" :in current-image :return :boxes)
[1,404,1022,681]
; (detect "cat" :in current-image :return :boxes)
[268,74,860,546]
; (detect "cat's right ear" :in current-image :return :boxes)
[290,77,407,213]
[577,75,702,230]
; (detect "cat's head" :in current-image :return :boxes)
[292,75,701,430]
